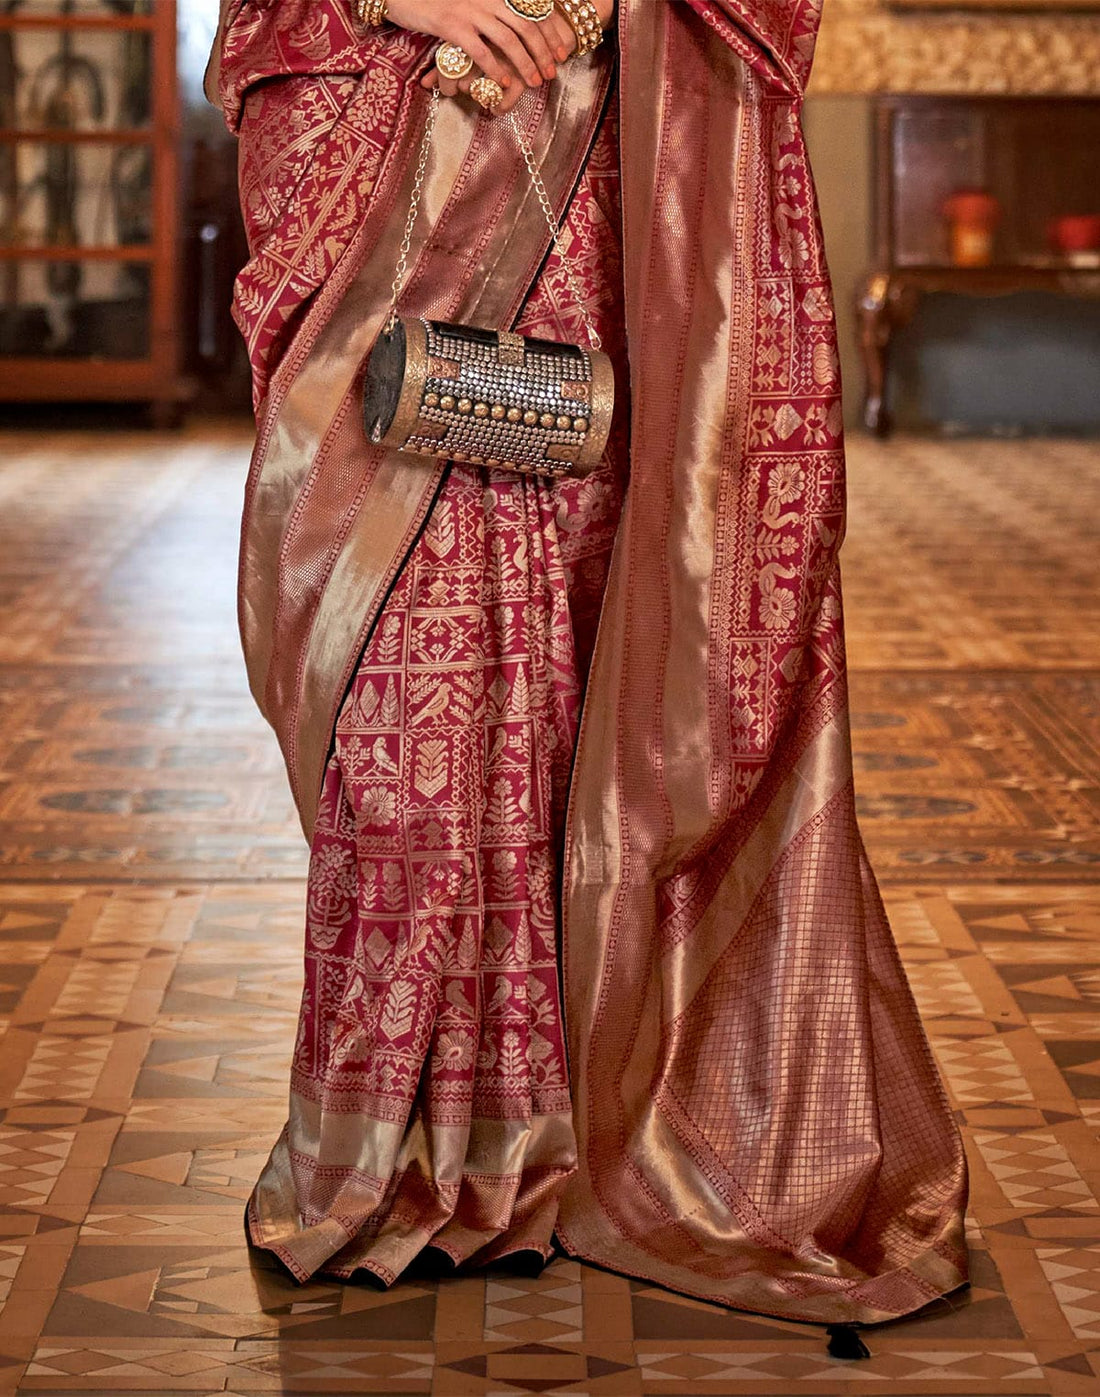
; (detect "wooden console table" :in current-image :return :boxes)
[857,96,1100,436]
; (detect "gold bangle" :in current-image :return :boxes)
[356,0,389,26]
[555,0,603,55]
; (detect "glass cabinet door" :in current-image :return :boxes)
[0,3,157,361]
[885,99,1100,270]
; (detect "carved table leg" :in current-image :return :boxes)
[856,272,894,437]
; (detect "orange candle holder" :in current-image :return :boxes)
[942,189,1001,268]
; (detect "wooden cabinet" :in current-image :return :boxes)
[857,96,1100,436]
[0,0,183,421]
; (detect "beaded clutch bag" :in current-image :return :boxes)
[362,86,614,480]
[364,318,614,478]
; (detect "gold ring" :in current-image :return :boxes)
[504,0,554,20]
[436,42,474,81]
[469,76,505,111]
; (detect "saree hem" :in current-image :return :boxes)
[553,1220,969,1327]
[245,1204,561,1288]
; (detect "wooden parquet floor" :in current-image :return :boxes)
[0,425,1098,1394]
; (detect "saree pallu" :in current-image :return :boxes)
[223,0,970,1324]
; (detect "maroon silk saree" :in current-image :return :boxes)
[222,0,969,1325]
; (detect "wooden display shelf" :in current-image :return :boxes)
[0,245,154,260]
[0,14,155,30]
[0,128,155,144]
[1,356,191,425]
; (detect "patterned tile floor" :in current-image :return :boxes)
[0,426,1098,1394]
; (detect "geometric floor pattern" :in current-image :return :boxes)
[0,426,1098,1392]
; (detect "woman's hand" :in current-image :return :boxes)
[390,0,572,95]
[413,0,616,115]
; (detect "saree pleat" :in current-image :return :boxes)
[264,467,587,1281]
[244,86,629,1280]
[224,0,969,1323]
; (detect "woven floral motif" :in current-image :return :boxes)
[223,2,434,401]
[688,0,823,92]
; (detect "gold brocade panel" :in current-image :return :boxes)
[812,0,1100,94]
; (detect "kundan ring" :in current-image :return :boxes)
[469,75,505,111]
[504,0,555,20]
[436,42,474,80]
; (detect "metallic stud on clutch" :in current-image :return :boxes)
[363,318,615,480]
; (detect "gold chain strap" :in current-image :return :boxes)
[507,108,602,352]
[386,86,442,335]
[387,85,602,354]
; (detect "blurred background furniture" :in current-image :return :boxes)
[856,96,1100,436]
[0,0,185,423]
